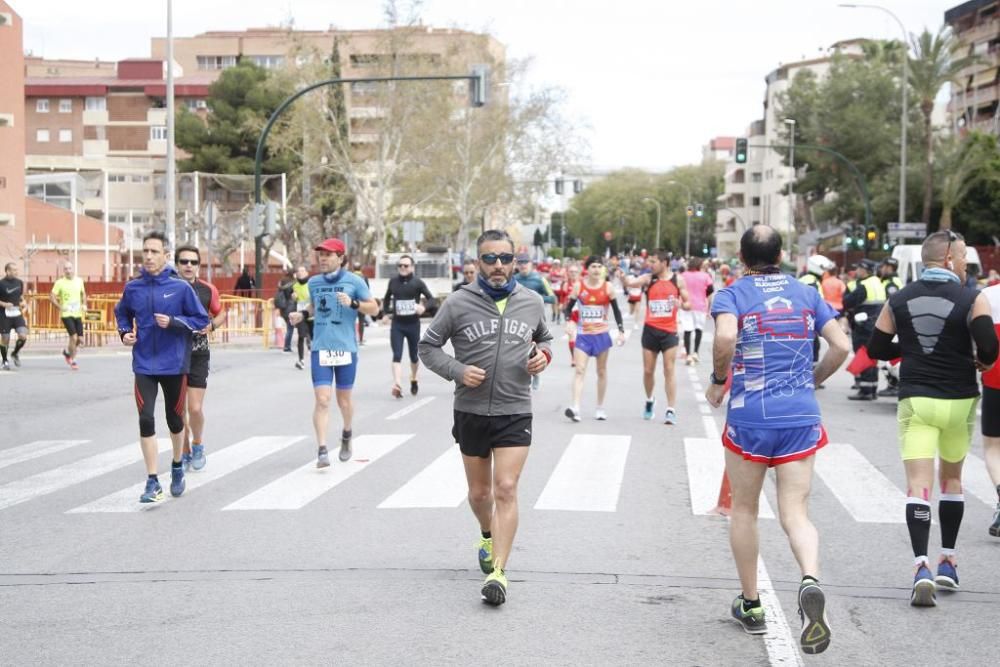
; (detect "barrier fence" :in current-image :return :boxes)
[19,294,280,349]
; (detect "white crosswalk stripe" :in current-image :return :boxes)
[67,436,303,513]
[684,437,776,518]
[534,434,630,512]
[0,440,89,472]
[0,439,171,511]
[945,453,996,507]
[222,434,413,510]
[814,444,906,523]
[378,445,467,509]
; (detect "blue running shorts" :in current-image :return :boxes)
[311,350,359,389]
[722,422,828,467]
[575,332,613,358]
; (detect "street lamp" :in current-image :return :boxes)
[667,180,693,256]
[784,118,796,233]
[839,3,908,225]
[641,197,662,249]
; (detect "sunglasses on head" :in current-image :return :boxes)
[944,229,963,260]
[480,253,515,265]
[177,258,199,266]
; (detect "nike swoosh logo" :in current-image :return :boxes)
[164,292,176,298]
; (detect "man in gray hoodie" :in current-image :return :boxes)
[419,229,553,606]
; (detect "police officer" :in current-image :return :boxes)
[878,257,904,397]
[843,258,885,400]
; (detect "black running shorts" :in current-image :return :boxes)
[641,325,679,352]
[0,315,28,335]
[983,386,1000,438]
[452,410,532,459]
[187,352,210,389]
[61,317,84,337]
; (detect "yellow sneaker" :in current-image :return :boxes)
[477,537,493,574]
[481,567,508,606]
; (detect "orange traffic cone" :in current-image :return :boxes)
[712,471,732,516]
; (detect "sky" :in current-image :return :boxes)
[19,0,953,171]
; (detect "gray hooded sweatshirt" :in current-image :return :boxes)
[418,281,553,416]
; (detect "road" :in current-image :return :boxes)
[1,317,997,665]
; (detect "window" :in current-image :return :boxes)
[150,126,168,141]
[107,174,126,183]
[59,99,72,113]
[26,181,71,209]
[350,81,380,95]
[196,55,237,70]
[85,96,106,111]
[131,213,151,224]
[36,129,50,142]
[107,213,127,224]
[0,113,12,127]
[350,54,382,67]
[59,129,72,142]
[249,55,284,69]
[184,98,208,111]
[751,196,761,207]
[36,99,49,113]
[130,174,151,184]
[751,172,762,183]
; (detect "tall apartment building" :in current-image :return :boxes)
[945,1,1000,134]
[715,40,865,260]
[0,1,26,257]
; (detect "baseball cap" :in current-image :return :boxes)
[516,254,531,263]
[315,238,346,253]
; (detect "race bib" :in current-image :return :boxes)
[318,350,351,367]
[580,305,605,323]
[64,301,80,314]
[551,280,562,291]
[296,301,310,312]
[649,298,675,317]
[395,299,417,316]
[4,307,20,318]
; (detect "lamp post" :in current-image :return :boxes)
[839,3,908,225]
[784,117,797,234]
[641,197,662,249]
[667,180,693,256]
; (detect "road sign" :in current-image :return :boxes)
[887,222,926,233]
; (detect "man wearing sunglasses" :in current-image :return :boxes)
[174,245,227,471]
[419,229,552,606]
[382,254,436,398]
[454,260,477,292]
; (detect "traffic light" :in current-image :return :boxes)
[685,205,694,217]
[735,138,748,164]
[469,65,488,107]
[573,179,583,194]
[866,225,878,250]
[695,203,704,218]
[881,233,890,252]
[554,179,564,195]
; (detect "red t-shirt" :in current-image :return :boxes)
[644,274,680,333]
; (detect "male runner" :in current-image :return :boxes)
[624,258,648,327]
[0,262,28,370]
[625,249,691,424]
[292,265,313,370]
[289,238,378,466]
[679,257,714,365]
[175,245,226,471]
[546,259,567,323]
[706,226,849,654]
[114,231,210,503]
[563,255,625,421]
[982,282,1000,537]
[51,262,86,370]
[867,231,998,606]
[562,262,582,364]
[454,260,477,292]
[419,229,552,606]
[382,254,436,398]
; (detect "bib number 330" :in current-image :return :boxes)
[318,350,352,367]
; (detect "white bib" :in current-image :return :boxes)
[649,298,675,317]
[395,299,417,316]
[318,350,351,367]
[4,306,21,318]
[580,305,605,323]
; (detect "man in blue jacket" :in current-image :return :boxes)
[115,231,210,503]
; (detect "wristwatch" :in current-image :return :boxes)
[710,371,728,386]
[350,298,360,310]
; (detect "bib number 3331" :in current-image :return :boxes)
[318,350,352,367]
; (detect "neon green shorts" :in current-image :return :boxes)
[897,396,979,463]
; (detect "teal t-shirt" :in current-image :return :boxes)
[308,270,371,354]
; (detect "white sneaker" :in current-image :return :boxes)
[690,352,700,364]
[595,408,608,421]
[564,407,581,423]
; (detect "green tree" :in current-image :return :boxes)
[935,131,1000,231]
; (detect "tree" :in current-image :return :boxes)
[935,131,1000,231]
[908,27,979,226]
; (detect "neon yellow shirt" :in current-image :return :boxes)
[52,277,86,317]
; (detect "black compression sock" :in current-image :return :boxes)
[481,530,492,539]
[13,339,25,354]
[148,474,158,482]
[683,331,692,355]
[996,484,1000,502]
[905,500,931,560]
[0,345,6,362]
[694,329,703,353]
[939,495,965,551]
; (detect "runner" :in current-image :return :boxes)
[50,262,87,370]
[546,259,567,323]
[625,249,691,424]
[867,231,998,606]
[0,262,28,371]
[114,231,210,503]
[563,255,625,421]
[291,265,312,370]
[174,245,226,471]
[982,281,1000,537]
[625,258,648,328]
[679,257,714,365]
[454,260,477,292]
[382,254,436,398]
[418,229,552,606]
[288,238,378,467]
[514,255,556,390]
[562,262,582,364]
[706,225,848,654]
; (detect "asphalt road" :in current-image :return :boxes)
[1,316,997,666]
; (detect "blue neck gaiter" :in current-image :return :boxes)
[477,274,516,301]
[921,267,960,284]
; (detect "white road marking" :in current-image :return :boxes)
[702,416,720,441]
[378,446,467,508]
[0,440,89,471]
[385,396,436,421]
[67,436,302,513]
[0,439,171,511]
[757,556,804,667]
[223,434,413,510]
[698,404,712,415]
[814,443,905,523]
[946,454,996,507]
[684,437,775,518]
[534,434,630,512]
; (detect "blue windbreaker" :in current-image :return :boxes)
[114,266,210,375]
[514,271,556,303]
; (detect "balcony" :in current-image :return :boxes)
[82,109,108,126]
[146,108,167,126]
[147,139,167,155]
[82,139,108,158]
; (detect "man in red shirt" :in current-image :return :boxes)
[982,282,1000,536]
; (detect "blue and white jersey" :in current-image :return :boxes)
[308,270,371,354]
[711,273,837,429]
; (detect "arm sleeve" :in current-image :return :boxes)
[971,314,999,366]
[563,297,578,319]
[610,299,624,331]
[418,298,465,382]
[867,327,901,360]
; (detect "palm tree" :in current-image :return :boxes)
[936,132,1000,230]
[908,27,979,227]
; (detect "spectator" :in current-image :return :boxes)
[234,267,256,297]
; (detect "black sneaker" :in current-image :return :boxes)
[11,351,20,367]
[848,392,876,401]
[877,386,899,397]
[339,430,352,462]
[989,504,1000,537]
[798,580,831,654]
[410,380,419,396]
[731,595,766,635]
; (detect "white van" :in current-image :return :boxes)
[891,244,982,285]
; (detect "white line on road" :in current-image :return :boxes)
[534,434,630,512]
[698,404,711,415]
[813,443,905,523]
[0,439,171,511]
[684,437,775,518]
[223,434,413,510]
[377,445,467,508]
[0,440,89,472]
[702,416,720,441]
[67,436,303,513]
[757,556,804,667]
[385,396,436,421]
[946,454,996,507]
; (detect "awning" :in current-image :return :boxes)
[972,67,998,88]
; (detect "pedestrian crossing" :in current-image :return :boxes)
[0,435,996,519]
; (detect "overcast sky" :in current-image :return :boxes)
[20,0,952,170]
